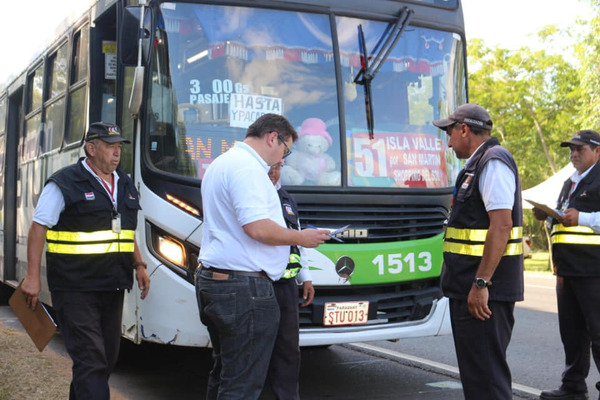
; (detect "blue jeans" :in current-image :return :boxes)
[195,268,280,400]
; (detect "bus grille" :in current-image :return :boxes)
[297,202,448,243]
[298,278,442,327]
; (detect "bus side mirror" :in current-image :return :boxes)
[119,5,152,67]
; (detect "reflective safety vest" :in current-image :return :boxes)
[46,229,136,255]
[551,224,600,246]
[551,162,600,276]
[443,138,524,302]
[44,159,141,291]
[281,250,301,280]
[277,186,306,281]
[444,226,524,257]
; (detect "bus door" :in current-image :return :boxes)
[3,87,22,286]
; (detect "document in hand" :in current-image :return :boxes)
[525,199,563,220]
[8,282,57,352]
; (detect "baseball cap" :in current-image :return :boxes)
[432,103,493,131]
[85,122,131,143]
[560,130,600,147]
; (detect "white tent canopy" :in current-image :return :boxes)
[522,164,575,209]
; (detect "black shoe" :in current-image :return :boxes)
[540,388,588,400]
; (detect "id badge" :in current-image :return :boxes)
[112,214,122,233]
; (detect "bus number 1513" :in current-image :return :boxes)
[372,252,432,275]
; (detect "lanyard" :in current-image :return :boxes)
[86,160,116,204]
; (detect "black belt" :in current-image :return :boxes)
[201,264,270,280]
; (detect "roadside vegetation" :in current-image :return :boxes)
[468,0,600,254]
[524,252,552,272]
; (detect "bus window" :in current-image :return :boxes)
[65,25,89,145]
[26,66,43,115]
[23,66,44,162]
[337,17,464,188]
[147,4,340,184]
[43,43,68,153]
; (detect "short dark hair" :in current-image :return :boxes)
[466,124,488,135]
[246,113,298,142]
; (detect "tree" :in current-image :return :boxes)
[467,37,582,252]
[467,39,580,190]
[575,0,600,128]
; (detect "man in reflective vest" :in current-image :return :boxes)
[535,130,600,400]
[21,122,150,400]
[266,162,315,400]
[433,103,524,400]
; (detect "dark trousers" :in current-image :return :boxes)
[267,278,301,400]
[51,290,124,400]
[449,298,515,400]
[556,276,600,392]
[196,268,280,400]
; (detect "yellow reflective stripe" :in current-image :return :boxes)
[551,224,595,235]
[550,224,600,245]
[46,230,135,242]
[46,242,135,255]
[443,241,523,256]
[445,226,523,242]
[289,253,301,264]
[552,234,600,245]
[281,266,301,279]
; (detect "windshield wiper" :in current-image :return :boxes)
[353,7,414,140]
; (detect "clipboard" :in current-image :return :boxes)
[525,199,563,220]
[8,282,57,352]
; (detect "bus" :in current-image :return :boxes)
[0,0,466,347]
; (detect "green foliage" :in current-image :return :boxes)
[466,23,592,252]
[468,39,579,190]
[575,0,600,129]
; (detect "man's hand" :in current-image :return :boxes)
[300,281,314,307]
[298,228,331,248]
[467,286,492,321]
[21,276,41,311]
[135,266,151,299]
[558,208,579,227]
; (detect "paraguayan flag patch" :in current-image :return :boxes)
[85,192,95,201]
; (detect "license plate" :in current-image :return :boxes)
[323,301,369,326]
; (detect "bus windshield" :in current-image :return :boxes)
[146,3,465,188]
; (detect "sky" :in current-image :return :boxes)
[461,0,592,51]
[0,0,594,82]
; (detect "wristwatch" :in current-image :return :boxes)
[473,277,492,289]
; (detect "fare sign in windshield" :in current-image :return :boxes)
[323,301,369,326]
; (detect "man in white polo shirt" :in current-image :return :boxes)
[195,113,330,400]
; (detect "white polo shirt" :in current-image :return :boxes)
[199,141,289,280]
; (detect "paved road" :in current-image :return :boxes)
[2,271,598,399]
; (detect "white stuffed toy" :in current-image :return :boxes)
[281,118,341,186]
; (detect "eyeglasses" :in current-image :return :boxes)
[276,133,292,159]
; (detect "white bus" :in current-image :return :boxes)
[0,0,467,347]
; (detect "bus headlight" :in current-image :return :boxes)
[147,222,200,280]
[158,236,185,267]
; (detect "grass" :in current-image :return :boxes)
[524,252,552,272]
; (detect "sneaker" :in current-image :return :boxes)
[540,388,588,400]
